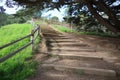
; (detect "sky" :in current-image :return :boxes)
[0,0,67,21]
[41,6,68,21]
[0,0,21,14]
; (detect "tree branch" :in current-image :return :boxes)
[95,0,120,29]
[83,0,120,35]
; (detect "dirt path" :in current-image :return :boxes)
[27,23,120,80]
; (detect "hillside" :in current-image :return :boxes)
[0,24,35,80]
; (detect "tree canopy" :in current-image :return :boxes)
[2,0,120,35]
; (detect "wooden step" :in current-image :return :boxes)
[50,46,95,49]
[48,40,77,42]
[48,38,76,40]
[49,49,96,52]
[50,46,92,49]
[49,52,103,60]
[50,43,89,47]
[50,51,98,55]
[43,33,61,36]
[49,47,95,51]
[43,35,64,37]
[46,37,71,39]
[42,64,116,77]
[43,59,112,69]
[31,69,117,80]
[50,41,87,45]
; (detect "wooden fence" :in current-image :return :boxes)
[0,26,41,63]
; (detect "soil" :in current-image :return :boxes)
[27,23,120,80]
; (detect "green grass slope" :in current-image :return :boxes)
[52,25,73,32]
[0,24,36,80]
[52,24,116,37]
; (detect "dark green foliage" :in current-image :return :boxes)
[0,6,6,13]
[0,13,10,27]
[1,0,120,34]
[0,12,31,27]
[63,13,108,33]
[79,31,117,37]
[0,62,35,80]
[62,0,120,35]
[51,16,59,21]
[14,7,41,17]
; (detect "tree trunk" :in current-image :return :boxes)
[83,0,120,35]
[95,0,120,29]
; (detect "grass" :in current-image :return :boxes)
[52,24,117,37]
[52,25,73,32]
[79,31,117,37]
[0,23,40,80]
[35,20,46,25]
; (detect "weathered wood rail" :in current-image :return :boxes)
[0,25,41,63]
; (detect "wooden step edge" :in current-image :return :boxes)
[50,43,88,46]
[50,50,96,52]
[48,38,76,40]
[50,46,91,48]
[50,48,96,51]
[44,35,65,37]
[49,40,77,42]
[43,33,61,35]
[42,64,116,77]
[50,53,103,60]
[46,37,71,39]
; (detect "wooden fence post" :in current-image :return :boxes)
[31,30,34,52]
[36,25,40,37]
[38,26,41,37]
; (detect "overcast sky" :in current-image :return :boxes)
[0,0,67,21]
[41,6,68,21]
[0,0,21,14]
[1,0,119,21]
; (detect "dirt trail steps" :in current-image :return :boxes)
[28,24,120,80]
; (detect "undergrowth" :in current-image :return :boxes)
[52,24,117,37]
[79,31,117,37]
[52,25,73,32]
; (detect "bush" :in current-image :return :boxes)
[0,13,31,27]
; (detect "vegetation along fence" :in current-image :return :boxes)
[0,25,41,63]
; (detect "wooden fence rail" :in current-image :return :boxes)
[0,26,40,63]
